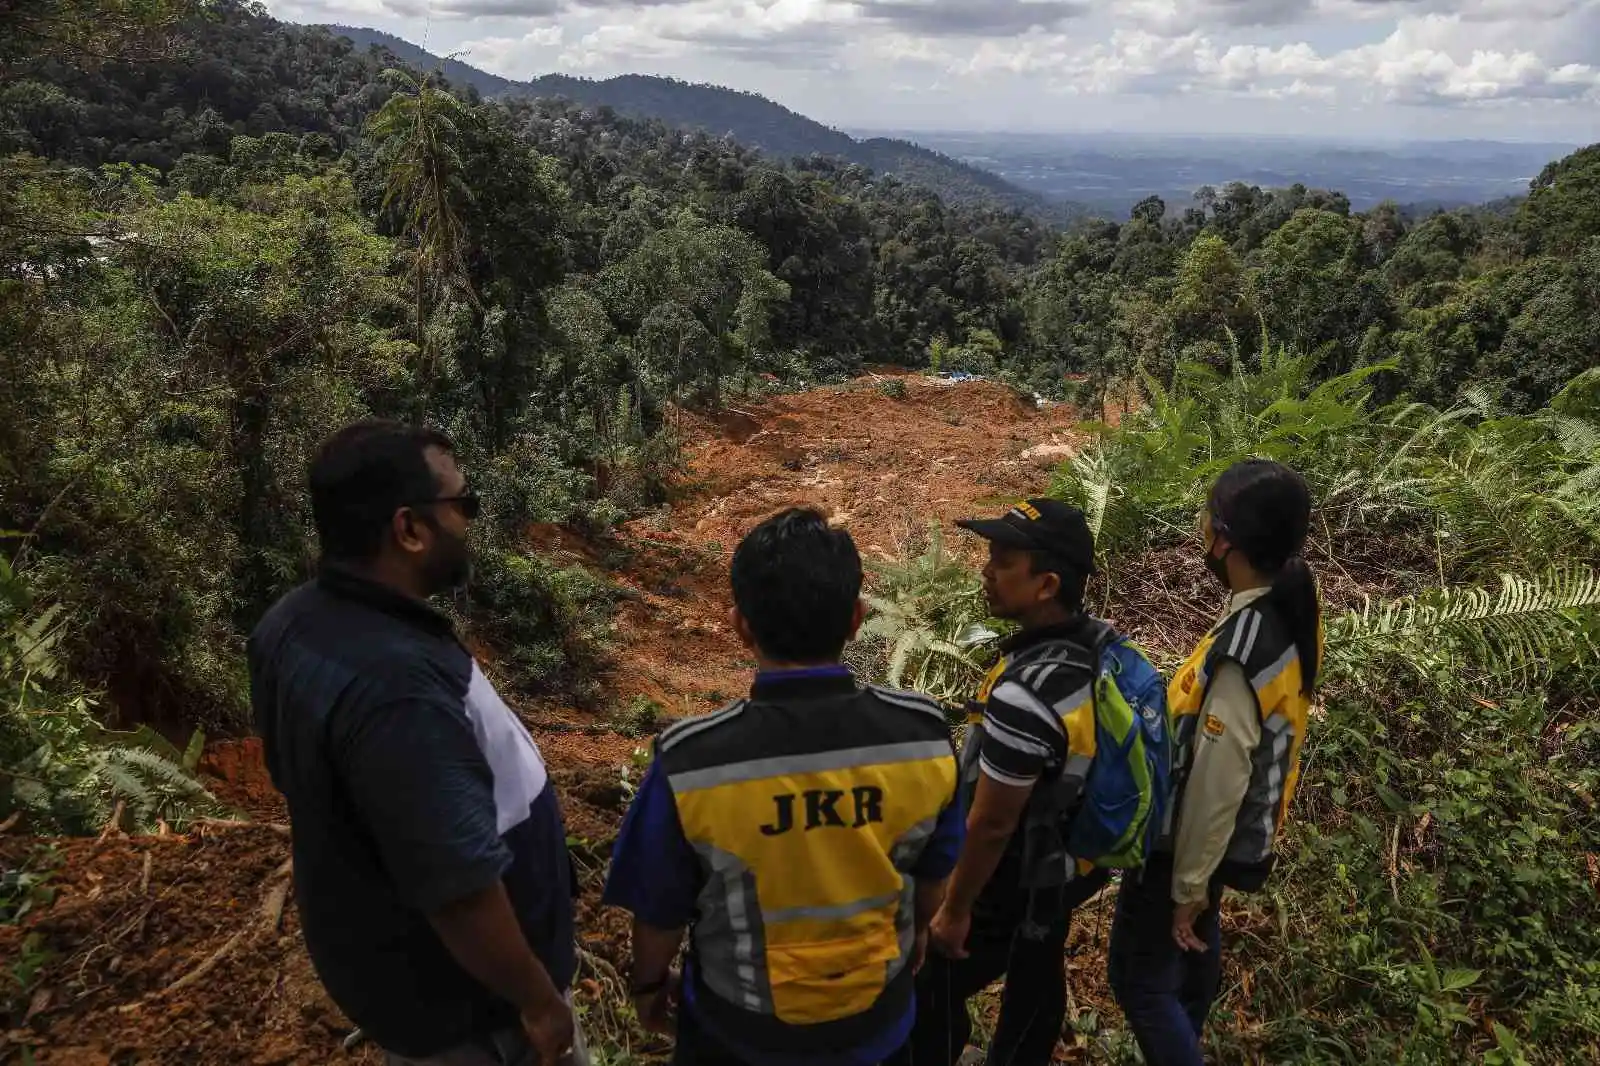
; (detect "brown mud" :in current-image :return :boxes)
[4,376,1128,1064]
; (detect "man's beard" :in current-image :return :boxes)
[422,526,473,595]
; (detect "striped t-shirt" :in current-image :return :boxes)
[960,617,1103,909]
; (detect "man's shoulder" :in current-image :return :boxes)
[996,637,1098,702]
[657,698,752,756]
[250,582,470,706]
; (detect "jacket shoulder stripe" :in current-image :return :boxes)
[658,699,748,752]
[867,685,948,722]
[1239,609,1264,662]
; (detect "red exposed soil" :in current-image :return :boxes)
[2,377,1104,1063]
[541,374,1086,714]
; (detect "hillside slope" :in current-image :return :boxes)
[326,25,1082,224]
[0,376,1093,1063]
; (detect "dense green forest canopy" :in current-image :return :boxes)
[2,0,1599,1059]
[2,0,1598,728]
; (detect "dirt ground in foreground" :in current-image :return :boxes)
[3,376,1128,1064]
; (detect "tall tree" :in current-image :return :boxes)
[366,67,476,418]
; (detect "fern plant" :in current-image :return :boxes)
[1,558,224,834]
[1327,565,1600,690]
[850,525,1003,707]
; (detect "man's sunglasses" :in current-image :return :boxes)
[412,490,481,521]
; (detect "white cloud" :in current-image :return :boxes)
[276,0,1600,135]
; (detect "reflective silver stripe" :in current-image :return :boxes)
[1061,752,1093,782]
[763,891,901,924]
[1252,645,1297,692]
[1051,684,1093,718]
[690,843,772,1012]
[1256,714,1293,853]
[868,685,948,721]
[667,740,952,793]
[1227,713,1293,863]
[659,700,748,752]
[727,871,760,1009]
[1227,609,1257,658]
[1239,610,1264,662]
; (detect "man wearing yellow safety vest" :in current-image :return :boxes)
[604,508,966,1065]
[891,498,1114,1066]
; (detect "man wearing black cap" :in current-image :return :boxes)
[889,498,1115,1066]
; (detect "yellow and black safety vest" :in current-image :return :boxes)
[1166,596,1318,879]
[655,671,957,1053]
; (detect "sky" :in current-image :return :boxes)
[263,0,1600,141]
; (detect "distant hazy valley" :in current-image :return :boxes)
[329,26,1575,221]
[854,130,1578,217]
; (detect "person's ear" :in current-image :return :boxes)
[1037,570,1062,606]
[730,605,757,651]
[847,597,867,641]
[392,507,428,555]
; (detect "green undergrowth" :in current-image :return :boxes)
[862,348,1600,1062]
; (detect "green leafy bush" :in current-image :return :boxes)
[0,559,225,834]
[465,548,617,705]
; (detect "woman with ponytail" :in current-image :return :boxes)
[1108,459,1323,1066]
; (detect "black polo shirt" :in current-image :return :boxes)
[248,565,577,1057]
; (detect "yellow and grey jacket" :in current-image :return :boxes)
[655,670,959,1053]
[1164,589,1318,893]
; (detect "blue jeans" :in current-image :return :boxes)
[1107,855,1222,1066]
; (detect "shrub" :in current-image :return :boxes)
[465,548,617,704]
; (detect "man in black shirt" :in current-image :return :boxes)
[890,498,1112,1066]
[249,421,581,1065]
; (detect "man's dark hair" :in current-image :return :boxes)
[730,507,863,663]
[309,420,455,561]
[1027,551,1088,614]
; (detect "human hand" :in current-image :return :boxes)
[631,970,680,1036]
[1171,900,1209,953]
[912,929,929,975]
[929,905,971,960]
[520,998,576,1066]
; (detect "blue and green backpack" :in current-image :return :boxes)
[1067,629,1172,870]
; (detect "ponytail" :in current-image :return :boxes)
[1262,556,1321,694]
[1208,458,1321,693]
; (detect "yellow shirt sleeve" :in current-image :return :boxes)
[1171,660,1260,906]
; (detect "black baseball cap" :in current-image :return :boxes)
[956,497,1098,575]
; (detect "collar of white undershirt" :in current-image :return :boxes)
[1224,585,1272,618]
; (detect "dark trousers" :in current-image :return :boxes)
[672,1007,753,1066]
[1106,855,1223,1066]
[888,873,1109,1066]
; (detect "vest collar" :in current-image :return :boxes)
[750,664,857,701]
[316,561,457,639]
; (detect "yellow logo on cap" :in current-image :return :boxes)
[1015,500,1042,521]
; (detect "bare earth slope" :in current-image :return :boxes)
[1,376,1090,1064]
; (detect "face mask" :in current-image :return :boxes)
[1203,544,1232,589]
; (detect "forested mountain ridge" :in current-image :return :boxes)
[325,24,1082,224]
[3,0,1600,1060]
